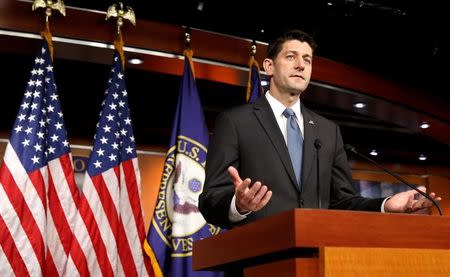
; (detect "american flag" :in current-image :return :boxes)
[0,38,81,276]
[70,50,152,276]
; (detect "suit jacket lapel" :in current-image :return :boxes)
[301,104,317,186]
[253,97,299,191]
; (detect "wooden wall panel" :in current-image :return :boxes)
[136,152,165,230]
[321,247,450,277]
[352,171,426,186]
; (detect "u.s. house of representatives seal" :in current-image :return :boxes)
[152,135,221,257]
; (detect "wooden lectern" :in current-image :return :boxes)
[193,209,450,276]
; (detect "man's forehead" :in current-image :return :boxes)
[281,40,313,55]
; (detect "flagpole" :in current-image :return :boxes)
[31,0,66,61]
[145,23,224,277]
[246,40,263,103]
[106,2,136,70]
[104,3,153,276]
[184,27,196,78]
[0,1,76,276]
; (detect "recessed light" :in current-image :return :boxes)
[327,2,333,6]
[128,58,143,65]
[353,102,366,109]
[420,122,430,129]
[260,29,265,33]
[197,1,204,11]
[418,154,427,161]
[369,149,378,156]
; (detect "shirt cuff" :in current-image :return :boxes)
[381,197,392,213]
[228,195,251,223]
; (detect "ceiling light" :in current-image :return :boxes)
[418,154,427,161]
[260,29,265,33]
[369,149,378,156]
[353,102,366,109]
[260,80,269,86]
[197,2,204,11]
[327,2,333,6]
[128,58,143,65]
[420,122,430,129]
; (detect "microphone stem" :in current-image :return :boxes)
[316,148,321,209]
[351,150,443,216]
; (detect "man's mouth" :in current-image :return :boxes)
[291,75,305,80]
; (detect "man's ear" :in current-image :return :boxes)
[263,58,273,76]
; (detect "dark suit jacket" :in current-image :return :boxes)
[199,96,383,228]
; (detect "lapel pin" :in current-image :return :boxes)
[308,120,314,125]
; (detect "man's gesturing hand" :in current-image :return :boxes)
[384,186,442,213]
[228,166,272,214]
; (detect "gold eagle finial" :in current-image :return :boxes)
[106,2,136,34]
[32,0,66,20]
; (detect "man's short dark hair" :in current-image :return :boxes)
[267,30,317,59]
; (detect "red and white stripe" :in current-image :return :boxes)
[71,157,151,276]
[0,245,15,276]
[120,159,150,277]
[46,153,87,276]
[0,143,46,276]
[0,142,86,276]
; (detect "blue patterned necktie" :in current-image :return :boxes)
[283,108,303,187]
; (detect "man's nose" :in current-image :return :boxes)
[294,58,305,70]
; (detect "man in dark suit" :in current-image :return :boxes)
[198,30,441,229]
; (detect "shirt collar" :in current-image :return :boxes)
[265,91,302,119]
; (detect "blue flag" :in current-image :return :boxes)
[144,50,223,277]
[246,56,263,103]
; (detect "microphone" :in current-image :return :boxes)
[344,144,443,216]
[314,139,322,209]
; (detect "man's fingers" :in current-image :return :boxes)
[251,185,268,204]
[413,192,442,210]
[417,186,426,192]
[246,181,262,199]
[405,193,415,212]
[228,166,242,186]
[429,192,442,202]
[238,181,261,207]
[386,187,442,214]
[413,198,429,210]
[254,190,272,211]
[235,178,252,196]
[229,166,253,198]
[236,182,272,212]
[227,166,273,212]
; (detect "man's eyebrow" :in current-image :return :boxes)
[283,50,312,58]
